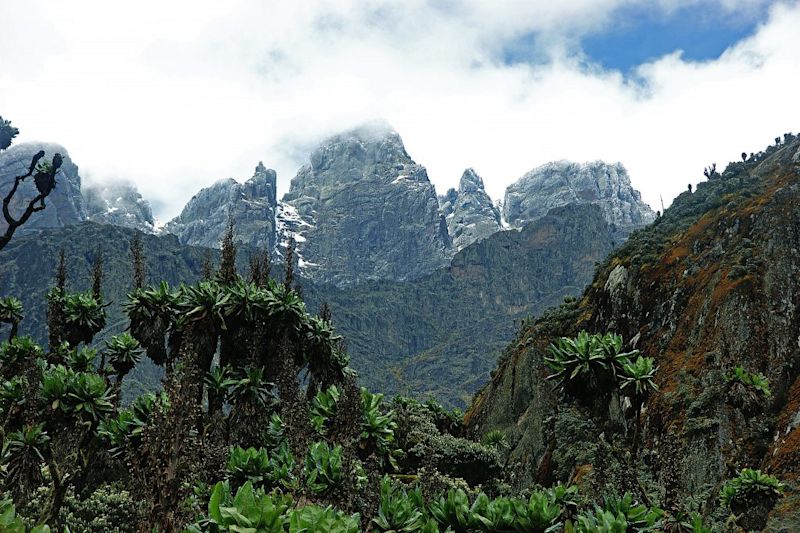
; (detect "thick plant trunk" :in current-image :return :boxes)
[41,456,66,527]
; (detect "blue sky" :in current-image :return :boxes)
[581,3,771,71]
[1,0,798,218]
[503,2,773,72]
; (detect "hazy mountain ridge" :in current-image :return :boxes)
[0,142,156,234]
[2,126,656,290]
[503,160,656,240]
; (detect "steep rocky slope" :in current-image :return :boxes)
[165,162,278,250]
[0,142,86,233]
[439,168,502,250]
[282,122,451,285]
[467,135,800,528]
[504,160,655,240]
[312,202,617,406]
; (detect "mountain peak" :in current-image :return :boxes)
[165,162,278,250]
[303,120,415,181]
[503,160,654,239]
[444,168,502,251]
[83,179,155,233]
[281,123,448,285]
[458,168,486,193]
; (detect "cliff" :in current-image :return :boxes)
[467,134,800,528]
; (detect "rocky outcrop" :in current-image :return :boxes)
[165,162,278,250]
[441,169,502,250]
[503,161,655,240]
[282,122,451,285]
[0,142,85,233]
[467,135,800,528]
[83,179,155,232]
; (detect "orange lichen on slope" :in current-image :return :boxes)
[767,375,800,480]
[768,428,800,481]
[777,376,800,432]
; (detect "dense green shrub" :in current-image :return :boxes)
[304,441,344,494]
[360,388,401,468]
[104,333,143,377]
[372,477,428,532]
[545,332,640,401]
[571,493,663,533]
[226,447,272,488]
[187,481,360,533]
[309,385,340,435]
[481,429,508,449]
[720,468,784,509]
[188,481,291,532]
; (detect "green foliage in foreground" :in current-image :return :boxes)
[304,441,344,494]
[187,481,360,533]
[0,499,49,533]
[187,476,688,533]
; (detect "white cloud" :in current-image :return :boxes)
[0,0,796,219]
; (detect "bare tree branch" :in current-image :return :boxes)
[1,151,63,250]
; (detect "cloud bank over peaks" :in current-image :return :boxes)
[0,0,796,219]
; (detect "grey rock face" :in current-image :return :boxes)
[503,161,655,239]
[282,122,451,285]
[0,142,85,234]
[442,169,502,250]
[165,162,278,250]
[83,180,155,232]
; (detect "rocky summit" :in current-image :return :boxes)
[83,179,156,233]
[439,168,502,250]
[503,160,656,240]
[281,122,451,285]
[0,142,85,233]
[165,162,279,251]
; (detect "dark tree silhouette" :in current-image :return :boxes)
[91,250,104,299]
[47,249,68,353]
[201,249,214,281]
[319,301,332,323]
[284,235,296,289]
[218,214,237,283]
[1,116,64,250]
[131,234,146,289]
[247,247,271,287]
[703,163,717,179]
